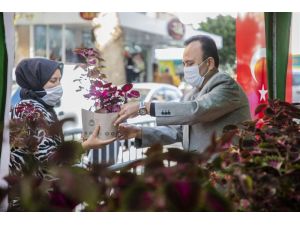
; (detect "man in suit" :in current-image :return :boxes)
[114,35,251,152]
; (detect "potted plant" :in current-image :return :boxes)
[73,48,140,141]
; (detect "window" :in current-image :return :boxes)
[49,25,62,61]
[34,25,47,57]
[291,13,300,102]
[65,26,94,63]
[32,24,94,63]
[293,72,300,86]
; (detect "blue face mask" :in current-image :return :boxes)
[183,58,210,88]
[41,84,63,106]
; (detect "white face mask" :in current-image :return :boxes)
[41,84,63,106]
[183,59,210,88]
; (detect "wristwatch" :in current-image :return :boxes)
[138,101,148,116]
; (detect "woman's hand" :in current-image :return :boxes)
[82,125,116,151]
[117,123,142,140]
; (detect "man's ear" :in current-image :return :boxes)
[207,57,215,70]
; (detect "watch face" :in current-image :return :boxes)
[139,108,147,115]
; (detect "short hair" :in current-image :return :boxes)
[184,35,219,68]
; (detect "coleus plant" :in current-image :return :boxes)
[206,99,300,211]
[5,98,300,211]
[73,48,140,113]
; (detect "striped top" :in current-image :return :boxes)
[9,99,62,177]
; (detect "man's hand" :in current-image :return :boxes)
[114,101,152,126]
[114,102,140,126]
[117,124,142,140]
[82,125,116,151]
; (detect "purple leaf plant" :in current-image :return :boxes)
[73,48,140,113]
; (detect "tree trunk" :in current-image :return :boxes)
[93,13,126,85]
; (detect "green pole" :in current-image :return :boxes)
[0,12,14,211]
[0,12,8,160]
[265,12,292,100]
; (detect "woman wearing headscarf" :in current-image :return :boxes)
[9,58,115,176]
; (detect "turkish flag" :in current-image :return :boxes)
[236,13,292,119]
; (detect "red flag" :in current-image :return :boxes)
[286,54,293,103]
[236,13,268,119]
[236,13,292,119]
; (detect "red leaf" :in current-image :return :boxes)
[103,82,112,88]
[128,90,140,98]
[109,86,117,93]
[255,103,267,115]
[93,80,103,88]
[83,93,91,98]
[121,83,133,92]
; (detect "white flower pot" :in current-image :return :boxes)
[81,109,118,140]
